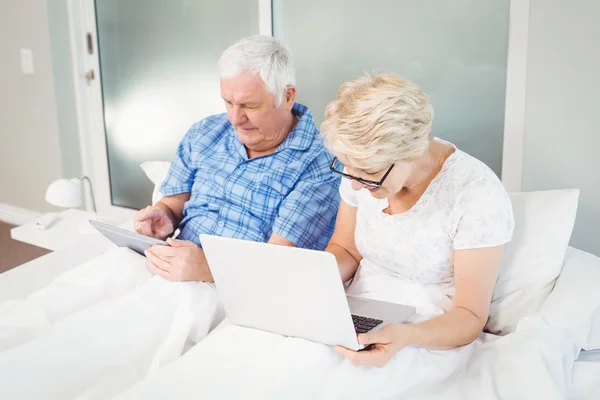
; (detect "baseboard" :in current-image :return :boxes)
[0,203,43,226]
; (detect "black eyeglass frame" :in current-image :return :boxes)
[329,157,395,188]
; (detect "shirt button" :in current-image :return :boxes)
[239,164,246,171]
[218,220,225,227]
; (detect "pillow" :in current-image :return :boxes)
[586,304,600,350]
[485,189,580,335]
[538,247,600,353]
[140,161,172,205]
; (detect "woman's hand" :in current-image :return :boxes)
[335,323,413,368]
[335,245,505,362]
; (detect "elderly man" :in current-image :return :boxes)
[0,36,339,399]
[135,35,340,282]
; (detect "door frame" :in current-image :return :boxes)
[501,0,530,192]
[67,0,136,221]
[67,0,528,221]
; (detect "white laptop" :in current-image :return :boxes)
[200,234,416,351]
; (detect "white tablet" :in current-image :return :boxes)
[89,219,168,255]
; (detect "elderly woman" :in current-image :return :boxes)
[117,74,515,399]
[321,73,514,367]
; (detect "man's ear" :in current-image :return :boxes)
[283,85,296,110]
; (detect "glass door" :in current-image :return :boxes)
[94,0,260,209]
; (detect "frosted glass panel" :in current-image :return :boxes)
[95,0,258,209]
[273,0,509,175]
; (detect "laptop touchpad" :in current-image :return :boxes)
[346,296,371,313]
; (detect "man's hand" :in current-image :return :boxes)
[134,206,175,239]
[334,323,413,368]
[144,238,213,282]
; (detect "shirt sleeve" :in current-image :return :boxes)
[160,127,196,197]
[453,178,515,250]
[338,174,359,207]
[272,153,341,250]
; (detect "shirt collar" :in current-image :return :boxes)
[275,103,317,152]
[228,102,317,160]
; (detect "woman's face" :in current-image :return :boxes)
[337,154,413,199]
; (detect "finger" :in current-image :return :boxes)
[136,221,155,236]
[166,238,195,247]
[334,345,357,360]
[134,209,152,232]
[358,325,392,345]
[137,207,164,222]
[135,208,155,224]
[144,249,170,269]
[357,331,378,345]
[149,244,180,258]
[155,226,174,239]
[342,346,386,367]
[147,260,171,280]
[335,346,367,366]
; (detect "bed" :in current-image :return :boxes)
[0,244,598,399]
[1,176,599,399]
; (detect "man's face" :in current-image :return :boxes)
[220,71,295,151]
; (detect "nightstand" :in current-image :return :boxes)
[10,209,101,251]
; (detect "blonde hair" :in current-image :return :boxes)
[320,73,433,170]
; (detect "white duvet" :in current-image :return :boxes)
[0,248,223,399]
[115,317,575,400]
[0,248,584,399]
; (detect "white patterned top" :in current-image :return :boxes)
[342,139,515,316]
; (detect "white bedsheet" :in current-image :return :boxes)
[0,233,113,302]
[116,317,576,400]
[0,248,224,399]
[570,358,600,400]
[0,246,597,400]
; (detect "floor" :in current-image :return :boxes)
[0,221,51,274]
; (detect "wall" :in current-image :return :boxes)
[3,0,600,253]
[522,0,600,255]
[0,0,64,212]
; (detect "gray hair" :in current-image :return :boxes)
[218,35,296,106]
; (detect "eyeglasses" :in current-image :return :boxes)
[329,157,395,189]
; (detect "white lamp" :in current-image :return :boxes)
[45,176,97,212]
[44,176,97,232]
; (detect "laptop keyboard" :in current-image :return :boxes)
[351,315,383,334]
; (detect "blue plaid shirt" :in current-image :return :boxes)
[160,103,340,250]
